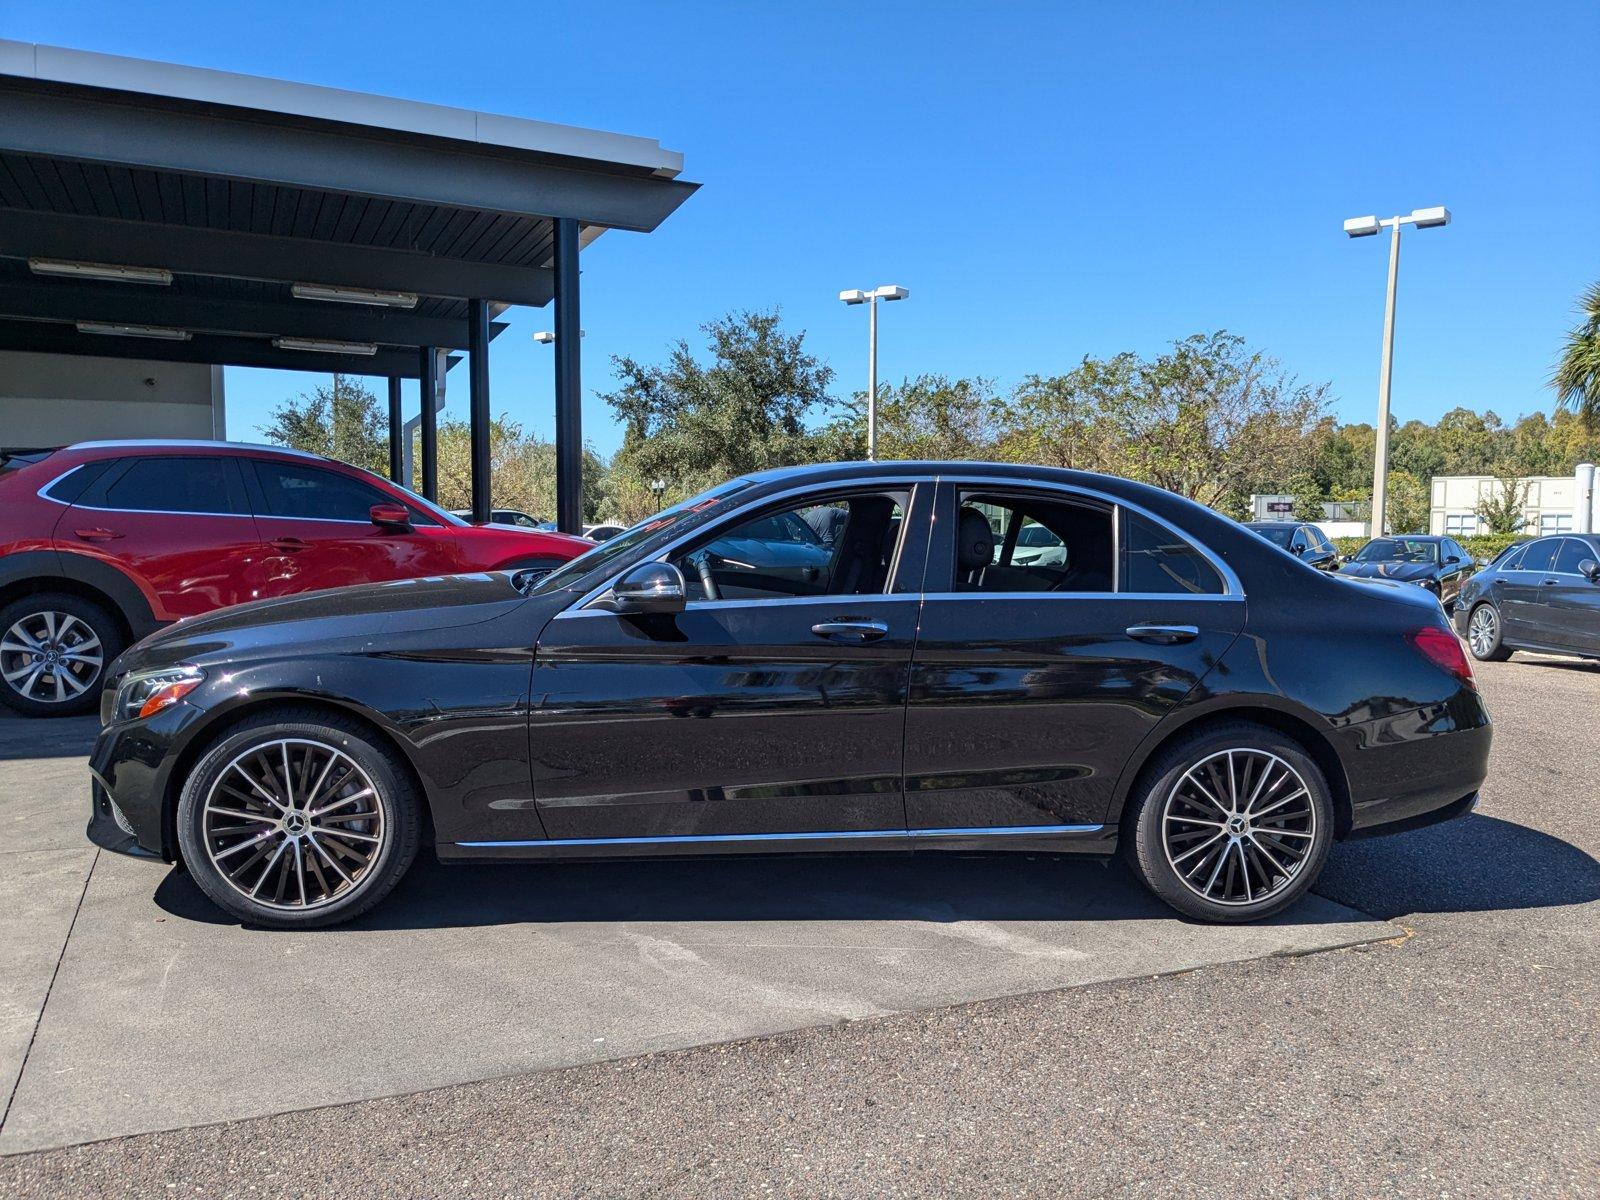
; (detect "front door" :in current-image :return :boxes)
[903,484,1245,831]
[243,457,465,599]
[528,483,931,840]
[1545,538,1600,653]
[1500,537,1559,644]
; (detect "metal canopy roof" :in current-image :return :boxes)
[0,40,697,378]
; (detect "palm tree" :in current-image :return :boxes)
[1554,281,1600,427]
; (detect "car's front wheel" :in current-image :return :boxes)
[1466,602,1511,662]
[1123,723,1334,922]
[0,592,124,717]
[176,709,421,929]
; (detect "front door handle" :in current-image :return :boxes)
[1125,624,1199,645]
[270,537,307,552]
[74,527,123,542]
[1541,578,1559,587]
[811,619,889,643]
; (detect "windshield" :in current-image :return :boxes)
[1249,525,1294,548]
[523,478,757,596]
[1355,538,1438,564]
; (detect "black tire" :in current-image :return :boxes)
[1122,721,1334,923]
[0,591,125,718]
[176,708,421,929]
[1465,602,1512,662]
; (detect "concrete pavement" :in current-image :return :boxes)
[0,707,1395,1155]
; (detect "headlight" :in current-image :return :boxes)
[114,665,205,722]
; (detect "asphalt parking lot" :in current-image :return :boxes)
[1,655,1597,1196]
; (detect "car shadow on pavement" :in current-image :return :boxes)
[0,713,100,760]
[1318,814,1600,920]
[153,851,1375,932]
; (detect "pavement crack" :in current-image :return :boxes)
[1,848,98,1134]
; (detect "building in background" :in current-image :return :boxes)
[1429,474,1579,537]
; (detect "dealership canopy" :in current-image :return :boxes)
[0,40,697,528]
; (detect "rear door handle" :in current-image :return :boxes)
[74,527,123,542]
[1125,624,1199,645]
[1540,578,1559,587]
[270,537,307,552]
[811,619,889,643]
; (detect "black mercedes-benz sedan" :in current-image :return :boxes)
[87,462,1492,930]
[1338,534,1475,609]
[1242,521,1339,570]
[1454,532,1600,662]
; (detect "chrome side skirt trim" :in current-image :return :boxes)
[454,823,1105,849]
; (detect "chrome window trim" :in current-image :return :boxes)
[561,473,1243,616]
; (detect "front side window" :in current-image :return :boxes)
[100,457,244,515]
[673,492,906,602]
[1121,510,1224,595]
[955,492,1113,593]
[1554,539,1591,575]
[252,461,395,522]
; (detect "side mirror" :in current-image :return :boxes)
[1445,554,1460,564]
[1581,559,1600,583]
[597,561,686,615]
[369,503,412,530]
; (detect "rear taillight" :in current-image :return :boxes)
[1410,625,1475,688]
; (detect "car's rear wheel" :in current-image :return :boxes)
[176,709,421,929]
[1123,723,1334,923]
[1466,603,1511,661]
[0,592,124,718]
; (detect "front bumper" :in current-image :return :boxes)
[87,701,207,860]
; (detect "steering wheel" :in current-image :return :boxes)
[690,551,720,601]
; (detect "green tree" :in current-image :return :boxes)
[1554,280,1600,427]
[421,414,606,521]
[1095,332,1331,509]
[260,374,388,473]
[1385,470,1430,534]
[1288,472,1325,522]
[601,309,838,514]
[996,360,1128,471]
[868,374,1000,461]
[1473,473,1530,536]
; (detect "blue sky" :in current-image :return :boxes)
[5,1,1597,455]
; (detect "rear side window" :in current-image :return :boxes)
[1519,539,1559,573]
[1554,539,1592,575]
[100,457,246,515]
[954,492,1114,593]
[251,461,393,522]
[38,460,113,503]
[1120,510,1224,595]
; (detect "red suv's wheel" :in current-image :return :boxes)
[0,591,126,718]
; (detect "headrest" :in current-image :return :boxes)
[956,507,995,573]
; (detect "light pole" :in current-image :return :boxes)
[1343,206,1450,535]
[650,479,666,510]
[838,285,909,460]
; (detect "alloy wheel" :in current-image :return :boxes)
[1160,748,1316,907]
[0,610,104,705]
[202,738,385,912]
[1468,606,1498,658]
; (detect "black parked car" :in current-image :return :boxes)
[88,462,1491,930]
[1338,535,1474,608]
[1455,533,1600,662]
[1243,521,1339,570]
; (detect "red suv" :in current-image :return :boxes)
[0,440,591,717]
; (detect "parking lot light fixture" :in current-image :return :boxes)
[838,284,911,461]
[30,258,173,286]
[532,330,585,343]
[75,321,191,341]
[290,283,419,309]
[271,336,378,356]
[1343,206,1451,534]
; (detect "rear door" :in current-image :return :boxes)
[902,483,1245,833]
[62,455,260,618]
[1500,537,1558,643]
[243,458,465,598]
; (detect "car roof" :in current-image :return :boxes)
[65,439,327,463]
